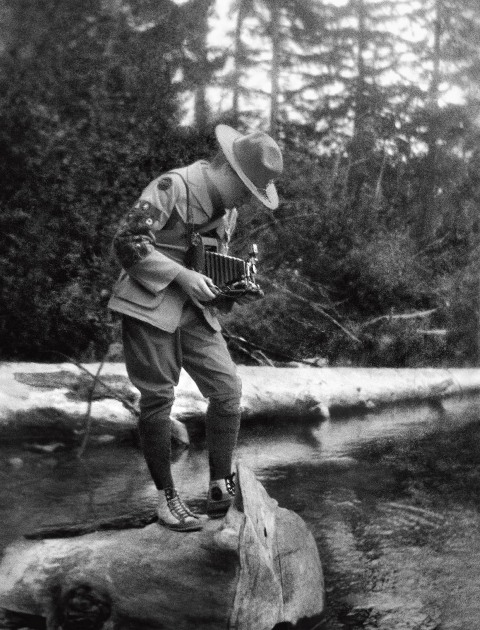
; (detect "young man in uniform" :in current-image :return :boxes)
[108,125,283,531]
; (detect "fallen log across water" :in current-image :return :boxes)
[0,463,324,630]
[1,363,480,446]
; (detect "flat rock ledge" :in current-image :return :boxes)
[1,362,480,447]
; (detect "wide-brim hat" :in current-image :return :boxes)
[215,124,283,209]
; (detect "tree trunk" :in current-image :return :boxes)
[477,266,480,366]
[0,463,324,630]
[2,364,480,443]
[353,0,367,141]
[269,0,281,138]
[192,0,214,131]
[347,0,371,207]
[232,0,249,123]
[417,0,442,246]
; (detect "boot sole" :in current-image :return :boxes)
[157,518,203,532]
[206,511,228,520]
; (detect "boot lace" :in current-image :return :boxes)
[225,472,236,496]
[165,489,198,521]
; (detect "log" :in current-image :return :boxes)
[2,363,480,444]
[0,363,189,446]
[0,462,324,630]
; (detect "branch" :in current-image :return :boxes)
[77,358,106,459]
[46,351,138,416]
[224,332,275,365]
[361,308,438,328]
[270,282,362,344]
[223,329,320,366]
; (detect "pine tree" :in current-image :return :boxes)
[230,0,254,124]
[402,0,480,245]
[224,0,325,133]
[180,0,216,130]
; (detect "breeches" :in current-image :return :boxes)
[122,303,242,488]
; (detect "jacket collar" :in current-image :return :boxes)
[184,161,216,219]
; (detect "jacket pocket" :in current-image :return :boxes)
[112,273,166,309]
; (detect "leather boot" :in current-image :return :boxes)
[207,473,236,519]
[157,488,205,532]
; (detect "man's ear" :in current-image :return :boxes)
[210,162,228,182]
[217,163,236,193]
[221,161,235,179]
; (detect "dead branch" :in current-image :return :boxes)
[270,282,362,344]
[361,308,438,328]
[48,351,138,416]
[77,358,107,459]
[223,329,321,367]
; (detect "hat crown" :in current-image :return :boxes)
[232,131,283,190]
[215,124,282,208]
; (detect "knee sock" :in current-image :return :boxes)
[138,401,174,490]
[206,395,241,481]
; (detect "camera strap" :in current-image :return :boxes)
[165,171,200,246]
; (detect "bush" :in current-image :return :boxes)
[0,0,208,360]
[224,139,475,367]
[338,229,431,316]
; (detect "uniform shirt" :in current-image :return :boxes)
[108,160,237,332]
[113,160,237,279]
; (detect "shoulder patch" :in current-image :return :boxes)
[157,177,172,191]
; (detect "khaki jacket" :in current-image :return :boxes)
[108,161,237,332]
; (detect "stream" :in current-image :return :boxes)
[1,394,480,629]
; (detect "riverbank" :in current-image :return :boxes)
[1,362,480,447]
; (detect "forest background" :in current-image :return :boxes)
[1,0,479,368]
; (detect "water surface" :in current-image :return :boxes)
[1,394,480,629]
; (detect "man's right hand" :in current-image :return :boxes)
[175,268,220,302]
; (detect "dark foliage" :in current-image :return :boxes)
[1,0,479,366]
[0,0,216,360]
[225,123,480,367]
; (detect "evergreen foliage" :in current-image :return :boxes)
[0,0,206,359]
[226,119,480,367]
[0,0,479,366]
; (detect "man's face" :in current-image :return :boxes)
[220,165,253,208]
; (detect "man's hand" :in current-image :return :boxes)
[176,268,220,302]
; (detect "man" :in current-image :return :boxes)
[108,125,283,531]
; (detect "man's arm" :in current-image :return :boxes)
[113,176,217,301]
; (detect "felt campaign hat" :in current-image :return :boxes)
[215,124,283,209]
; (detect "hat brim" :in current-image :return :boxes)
[215,125,279,210]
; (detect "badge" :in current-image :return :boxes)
[157,177,172,191]
[191,232,202,246]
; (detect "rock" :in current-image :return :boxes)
[7,457,23,468]
[89,435,116,446]
[23,442,66,454]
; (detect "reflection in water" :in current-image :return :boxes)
[1,394,480,629]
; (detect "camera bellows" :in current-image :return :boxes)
[203,251,248,287]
